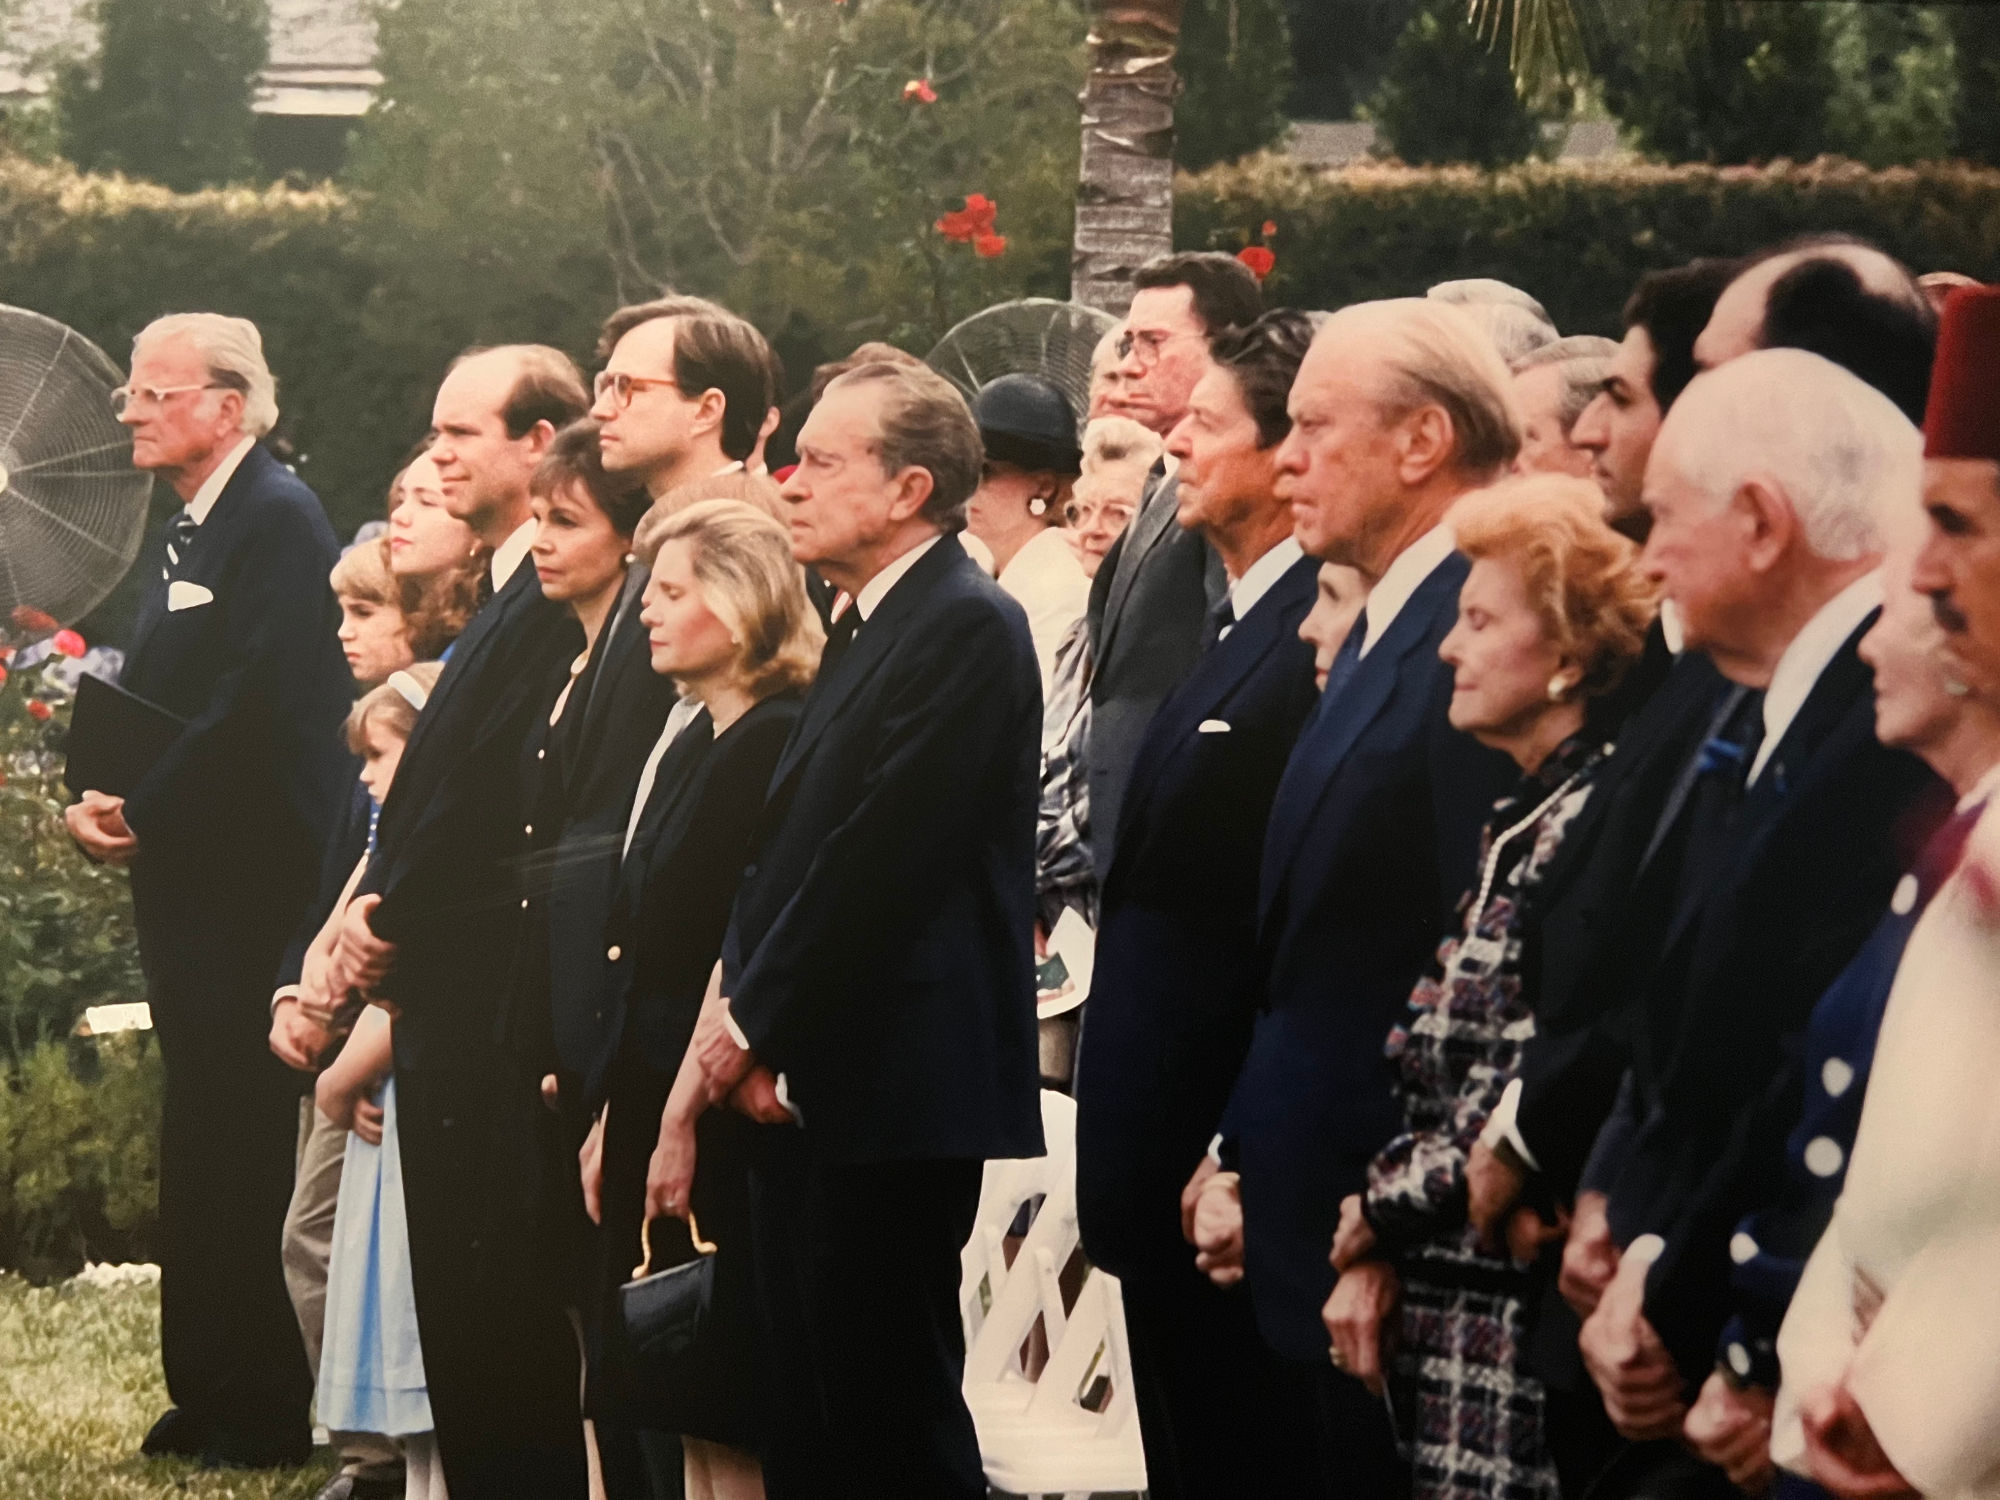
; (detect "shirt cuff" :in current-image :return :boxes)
[271,984,302,1015]
[722,1004,751,1052]
[1479,1077,1542,1173]
[774,1072,804,1128]
[1206,1133,1225,1166]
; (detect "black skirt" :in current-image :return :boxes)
[587,1049,765,1453]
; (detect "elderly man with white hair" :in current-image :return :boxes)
[1566,349,1946,1498]
[65,313,354,1468]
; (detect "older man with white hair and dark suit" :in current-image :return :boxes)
[66,313,354,1469]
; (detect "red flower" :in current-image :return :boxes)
[0,664,8,689]
[973,233,1007,259]
[0,644,13,663]
[1262,219,1278,238]
[1237,245,1276,280]
[903,79,938,104]
[51,629,85,658]
[10,605,55,633]
[26,698,52,721]
[936,193,999,243]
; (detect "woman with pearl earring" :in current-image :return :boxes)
[966,373,1090,693]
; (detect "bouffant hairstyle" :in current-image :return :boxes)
[644,499,824,699]
[531,419,652,536]
[1450,473,1658,701]
[344,660,446,754]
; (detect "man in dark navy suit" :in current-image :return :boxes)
[66,313,353,1469]
[685,361,1044,1499]
[327,346,593,1499]
[1570,352,1945,1499]
[1191,299,1522,1491]
[1074,309,1324,1499]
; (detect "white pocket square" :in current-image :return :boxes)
[1197,719,1232,734]
[166,581,214,612]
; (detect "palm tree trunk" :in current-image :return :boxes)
[1072,2,1181,316]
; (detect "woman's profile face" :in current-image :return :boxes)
[966,460,1058,547]
[530,480,630,607]
[1297,562,1366,691]
[388,454,478,580]
[336,593,415,689]
[639,538,739,683]
[1439,553,1567,744]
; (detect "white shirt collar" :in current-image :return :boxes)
[183,435,256,527]
[491,518,538,593]
[1748,568,1882,785]
[713,459,745,477]
[1358,521,1457,659]
[853,533,943,621]
[1226,535,1304,626]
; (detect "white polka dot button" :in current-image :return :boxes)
[1822,1057,1855,1098]
[1728,1342,1752,1378]
[1804,1136,1845,1178]
[1730,1232,1759,1264]
[1891,873,1919,916]
[606,945,622,962]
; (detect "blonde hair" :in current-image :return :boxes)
[634,470,785,566]
[645,499,823,698]
[1451,474,1658,700]
[330,536,400,611]
[344,660,445,755]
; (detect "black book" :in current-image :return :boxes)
[64,672,187,799]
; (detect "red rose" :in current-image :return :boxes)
[0,664,8,689]
[1262,219,1279,238]
[903,79,938,103]
[1237,245,1276,280]
[937,194,1000,244]
[26,698,52,721]
[51,629,85,658]
[973,233,1007,259]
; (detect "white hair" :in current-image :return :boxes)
[1514,334,1620,428]
[1654,348,1918,563]
[132,313,278,438]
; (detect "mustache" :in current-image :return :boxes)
[1930,590,1971,635]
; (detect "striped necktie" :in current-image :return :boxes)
[162,511,198,581]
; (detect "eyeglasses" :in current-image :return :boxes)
[1116,328,1203,370]
[1064,498,1137,530]
[593,370,681,411]
[110,383,228,417]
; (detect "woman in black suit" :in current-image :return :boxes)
[579,498,823,1500]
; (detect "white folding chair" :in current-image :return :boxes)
[960,1090,1077,1350]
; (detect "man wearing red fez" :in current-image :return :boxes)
[1774,280,2000,1500]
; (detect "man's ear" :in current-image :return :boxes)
[886,466,936,525]
[1394,405,1456,489]
[1735,475,1796,576]
[693,388,729,441]
[524,418,559,459]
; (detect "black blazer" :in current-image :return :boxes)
[1075,552,1321,1280]
[1222,551,1518,1363]
[1084,470,1227,881]
[118,443,354,983]
[586,694,801,1111]
[1598,620,1947,1376]
[721,535,1045,1165]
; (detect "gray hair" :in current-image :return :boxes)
[1654,348,1917,563]
[133,313,278,437]
[1514,334,1621,430]
[1082,414,1163,476]
[1320,298,1525,479]
[1428,278,1560,366]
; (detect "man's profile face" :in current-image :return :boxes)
[1911,456,2000,693]
[1638,449,1756,673]
[1569,326,1663,537]
[1512,363,1593,481]
[121,335,241,476]
[1116,285,1212,437]
[1166,366,1275,544]
[428,354,540,529]
[1272,334,1407,575]
[778,383,902,573]
[593,317,707,481]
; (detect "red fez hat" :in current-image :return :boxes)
[1925,283,2000,462]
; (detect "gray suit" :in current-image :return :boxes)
[1084,468,1226,881]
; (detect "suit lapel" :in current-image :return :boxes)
[1098,470,1179,659]
[124,445,271,680]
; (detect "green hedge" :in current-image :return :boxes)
[1177,154,2000,334]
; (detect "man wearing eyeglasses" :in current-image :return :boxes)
[1084,252,1265,881]
[66,313,354,1471]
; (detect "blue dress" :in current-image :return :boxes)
[317,1072,433,1436]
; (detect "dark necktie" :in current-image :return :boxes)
[821,604,860,672]
[1200,596,1235,651]
[1675,687,1767,904]
[162,511,198,581]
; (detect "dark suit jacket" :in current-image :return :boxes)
[1084,470,1226,881]
[1595,620,1947,1377]
[118,442,354,997]
[587,694,800,1111]
[721,534,1045,1165]
[1076,552,1321,1280]
[1223,551,1518,1362]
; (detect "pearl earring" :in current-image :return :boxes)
[1028,496,1049,518]
[1547,674,1572,702]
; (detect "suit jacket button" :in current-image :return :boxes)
[744,864,758,880]
[441,1117,455,1130]
[607,945,622,962]
[536,748,546,761]
[525,823,534,836]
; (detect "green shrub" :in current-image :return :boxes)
[1366,0,1542,168]
[1177,155,2000,335]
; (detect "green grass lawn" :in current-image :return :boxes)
[0,1274,337,1500]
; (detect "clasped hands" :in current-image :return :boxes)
[687,975,792,1127]
[1575,1214,1686,1443]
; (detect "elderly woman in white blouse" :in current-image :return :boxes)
[966,374,1089,692]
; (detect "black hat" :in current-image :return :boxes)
[972,374,1082,476]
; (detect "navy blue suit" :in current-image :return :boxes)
[1076,550,1324,1499]
[720,534,1042,1499]
[115,442,353,1453]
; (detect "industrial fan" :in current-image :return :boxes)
[0,306,150,632]
[925,298,1119,434]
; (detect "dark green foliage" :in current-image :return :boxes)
[1284,0,1421,120]
[1953,3,2000,167]
[1179,155,2000,335]
[1176,0,1294,169]
[53,0,269,191]
[1368,0,1542,168]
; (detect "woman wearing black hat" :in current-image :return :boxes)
[968,373,1089,691]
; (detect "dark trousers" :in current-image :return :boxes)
[149,954,313,1448]
[1121,1261,1326,1500]
[1543,1384,1738,1500]
[1303,1360,1411,1499]
[748,1137,985,1500]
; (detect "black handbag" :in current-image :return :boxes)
[619,1212,718,1369]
